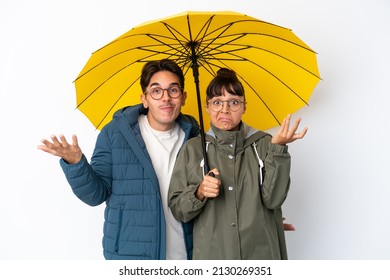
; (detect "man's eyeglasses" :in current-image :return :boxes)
[208,99,246,112]
[144,86,183,100]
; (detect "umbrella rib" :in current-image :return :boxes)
[76,58,150,107]
[143,33,191,62]
[74,47,155,81]
[95,81,138,130]
[187,18,319,79]
[198,18,316,53]
[239,75,282,125]
[197,41,319,101]
[198,51,307,125]
[196,57,281,125]
[75,36,188,81]
[187,14,303,126]
[201,42,320,79]
[182,15,312,124]
[245,54,309,104]
[201,32,320,78]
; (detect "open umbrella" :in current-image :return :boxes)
[74,10,320,173]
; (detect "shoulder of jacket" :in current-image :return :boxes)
[177,114,200,137]
[245,130,271,147]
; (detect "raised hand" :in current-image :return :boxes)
[37,134,83,164]
[271,114,308,145]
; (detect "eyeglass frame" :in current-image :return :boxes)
[144,85,183,100]
[207,99,246,112]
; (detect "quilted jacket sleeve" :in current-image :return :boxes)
[60,130,112,206]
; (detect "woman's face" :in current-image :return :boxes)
[206,88,246,131]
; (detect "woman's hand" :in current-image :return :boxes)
[271,114,308,145]
[195,168,221,201]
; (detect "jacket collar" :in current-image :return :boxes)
[206,122,270,148]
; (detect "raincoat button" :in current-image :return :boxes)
[228,186,233,191]
[228,155,234,159]
[231,223,236,228]
[229,144,234,148]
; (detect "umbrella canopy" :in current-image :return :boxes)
[74,11,320,173]
[75,10,320,131]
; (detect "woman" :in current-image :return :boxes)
[168,68,307,259]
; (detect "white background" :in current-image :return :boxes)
[0,0,389,260]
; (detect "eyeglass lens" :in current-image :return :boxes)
[147,86,182,100]
[209,100,243,112]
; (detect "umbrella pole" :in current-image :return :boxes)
[190,46,211,175]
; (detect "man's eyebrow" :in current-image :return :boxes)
[149,82,180,87]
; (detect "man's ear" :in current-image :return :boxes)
[141,94,148,108]
[181,91,187,106]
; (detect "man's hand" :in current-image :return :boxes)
[37,134,82,164]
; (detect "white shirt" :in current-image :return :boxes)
[138,115,187,259]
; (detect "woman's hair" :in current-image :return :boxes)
[140,59,185,92]
[206,68,245,101]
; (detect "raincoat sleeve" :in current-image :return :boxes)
[168,142,206,223]
[60,129,112,206]
[261,142,291,209]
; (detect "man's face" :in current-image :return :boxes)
[141,70,187,131]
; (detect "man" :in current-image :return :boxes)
[38,59,199,260]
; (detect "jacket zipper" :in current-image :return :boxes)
[114,207,124,253]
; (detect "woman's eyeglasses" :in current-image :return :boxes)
[208,99,245,112]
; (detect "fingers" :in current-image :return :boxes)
[54,134,67,147]
[40,134,76,148]
[294,126,308,140]
[37,142,57,156]
[288,116,301,137]
[71,134,79,147]
[282,217,296,231]
[283,223,296,231]
[289,117,308,141]
[201,169,221,198]
[273,115,290,144]
[281,114,291,135]
[203,177,220,197]
[208,168,219,177]
[47,134,69,149]
[272,114,308,144]
[38,134,81,162]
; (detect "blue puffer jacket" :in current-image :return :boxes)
[60,104,199,259]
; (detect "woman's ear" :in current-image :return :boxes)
[205,100,210,114]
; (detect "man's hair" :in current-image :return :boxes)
[140,59,185,92]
